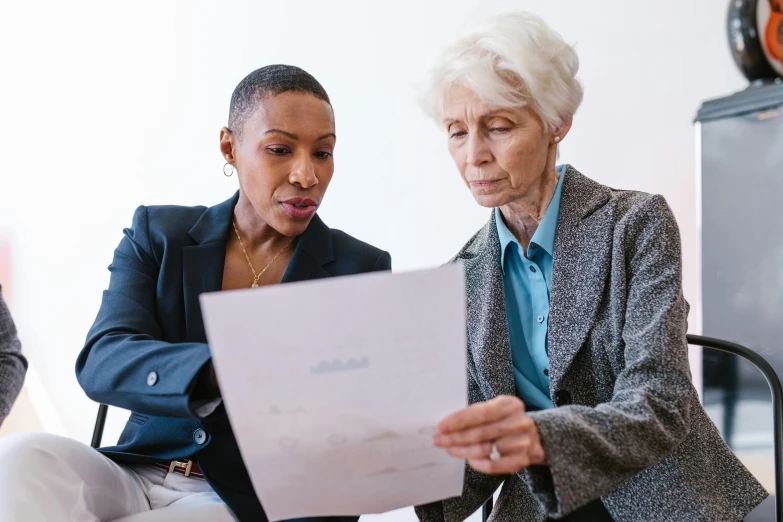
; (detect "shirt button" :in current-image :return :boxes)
[146,372,158,386]
[193,428,208,445]
[543,368,549,377]
[529,265,537,273]
[537,315,545,323]
[530,243,538,250]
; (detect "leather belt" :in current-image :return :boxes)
[150,460,205,480]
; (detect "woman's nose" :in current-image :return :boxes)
[465,135,492,166]
[289,154,318,189]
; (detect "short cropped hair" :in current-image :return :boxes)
[421,11,583,131]
[228,64,331,139]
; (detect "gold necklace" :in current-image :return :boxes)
[232,220,295,288]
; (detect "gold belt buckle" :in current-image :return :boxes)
[168,460,193,477]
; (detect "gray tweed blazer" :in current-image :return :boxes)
[0,285,26,426]
[415,166,767,522]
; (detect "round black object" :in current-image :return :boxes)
[553,390,572,407]
[727,0,780,81]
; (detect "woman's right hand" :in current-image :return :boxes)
[433,395,547,474]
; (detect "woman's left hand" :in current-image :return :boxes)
[433,395,547,474]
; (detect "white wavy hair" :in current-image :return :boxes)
[421,11,584,132]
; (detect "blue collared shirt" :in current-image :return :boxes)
[495,165,566,411]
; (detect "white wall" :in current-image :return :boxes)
[0,0,748,518]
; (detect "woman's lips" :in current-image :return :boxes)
[470,180,501,190]
[281,198,318,218]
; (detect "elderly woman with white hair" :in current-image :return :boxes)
[415,11,767,522]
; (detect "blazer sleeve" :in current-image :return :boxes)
[372,251,392,272]
[522,195,694,517]
[75,206,213,418]
[0,287,27,424]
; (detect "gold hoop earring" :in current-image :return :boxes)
[223,163,235,177]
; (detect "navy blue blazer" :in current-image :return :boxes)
[76,192,391,521]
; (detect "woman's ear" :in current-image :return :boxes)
[554,119,573,143]
[220,127,236,163]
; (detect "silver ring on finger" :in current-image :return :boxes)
[489,441,501,462]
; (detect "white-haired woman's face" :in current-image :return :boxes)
[442,84,557,209]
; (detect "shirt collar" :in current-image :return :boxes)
[495,165,567,270]
[495,207,517,271]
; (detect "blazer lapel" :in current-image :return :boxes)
[281,214,333,284]
[182,194,336,341]
[181,190,337,345]
[182,193,238,342]
[462,216,517,400]
[464,166,615,399]
[547,166,613,390]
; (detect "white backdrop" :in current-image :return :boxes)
[0,0,748,519]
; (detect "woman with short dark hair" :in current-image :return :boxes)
[0,64,390,522]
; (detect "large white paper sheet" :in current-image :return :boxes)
[200,264,467,521]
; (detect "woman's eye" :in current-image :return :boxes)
[449,131,467,139]
[314,151,333,159]
[490,127,510,133]
[268,147,290,155]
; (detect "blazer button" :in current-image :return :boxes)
[193,428,208,445]
[554,390,572,407]
[146,372,158,386]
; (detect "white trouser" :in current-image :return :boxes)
[0,432,238,522]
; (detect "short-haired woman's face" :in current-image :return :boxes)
[230,92,336,237]
[442,84,553,209]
